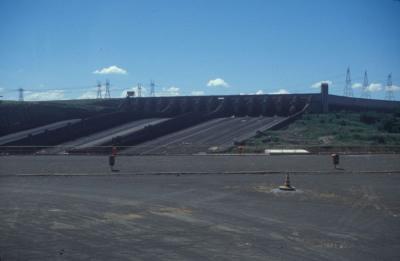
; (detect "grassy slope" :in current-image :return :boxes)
[242,112,400,152]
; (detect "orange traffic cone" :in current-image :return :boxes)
[279,174,296,191]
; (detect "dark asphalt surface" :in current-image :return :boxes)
[0,154,399,176]
[0,173,399,260]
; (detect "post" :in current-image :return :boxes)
[331,154,339,169]
[109,155,115,171]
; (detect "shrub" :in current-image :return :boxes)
[372,135,386,144]
[360,112,380,125]
[379,116,400,133]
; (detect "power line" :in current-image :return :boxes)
[104,79,111,99]
[96,81,102,99]
[385,73,395,101]
[361,70,371,99]
[343,67,354,97]
[137,83,142,97]
[150,80,156,97]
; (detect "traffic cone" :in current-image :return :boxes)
[279,174,296,191]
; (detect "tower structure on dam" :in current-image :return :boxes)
[321,82,329,113]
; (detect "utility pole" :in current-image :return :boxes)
[343,67,353,97]
[18,88,24,102]
[385,73,394,101]
[96,81,102,99]
[137,83,142,97]
[150,80,155,97]
[105,79,111,99]
[361,70,371,99]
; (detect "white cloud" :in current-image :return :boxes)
[155,86,180,96]
[78,90,97,99]
[164,86,180,96]
[385,85,400,92]
[207,78,229,88]
[25,90,65,101]
[366,83,383,92]
[255,90,264,95]
[191,90,205,96]
[311,80,332,88]
[93,65,127,75]
[352,83,363,89]
[269,89,290,94]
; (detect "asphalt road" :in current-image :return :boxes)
[123,116,286,155]
[0,173,399,260]
[1,154,399,176]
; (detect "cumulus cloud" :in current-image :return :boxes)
[155,86,180,96]
[93,65,127,75]
[78,89,97,99]
[385,85,400,92]
[207,78,229,88]
[366,83,383,92]
[25,90,65,101]
[269,89,290,94]
[164,86,180,96]
[191,90,205,96]
[255,90,264,95]
[311,80,333,88]
[352,83,363,89]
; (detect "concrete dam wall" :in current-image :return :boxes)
[120,93,315,117]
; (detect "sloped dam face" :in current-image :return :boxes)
[3,92,398,154]
[0,94,313,154]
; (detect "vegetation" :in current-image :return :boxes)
[242,110,400,152]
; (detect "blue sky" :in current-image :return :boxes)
[0,0,399,100]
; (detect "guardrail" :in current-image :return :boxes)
[1,145,399,155]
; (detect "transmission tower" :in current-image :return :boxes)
[343,67,353,97]
[361,70,371,99]
[96,81,102,99]
[385,73,395,101]
[18,88,24,102]
[150,80,155,97]
[137,83,142,97]
[104,79,111,99]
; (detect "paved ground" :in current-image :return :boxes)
[1,173,400,261]
[0,155,399,260]
[0,154,399,176]
[123,116,286,155]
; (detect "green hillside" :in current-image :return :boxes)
[241,111,400,153]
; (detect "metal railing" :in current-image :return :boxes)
[1,144,399,156]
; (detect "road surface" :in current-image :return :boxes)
[0,171,399,260]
